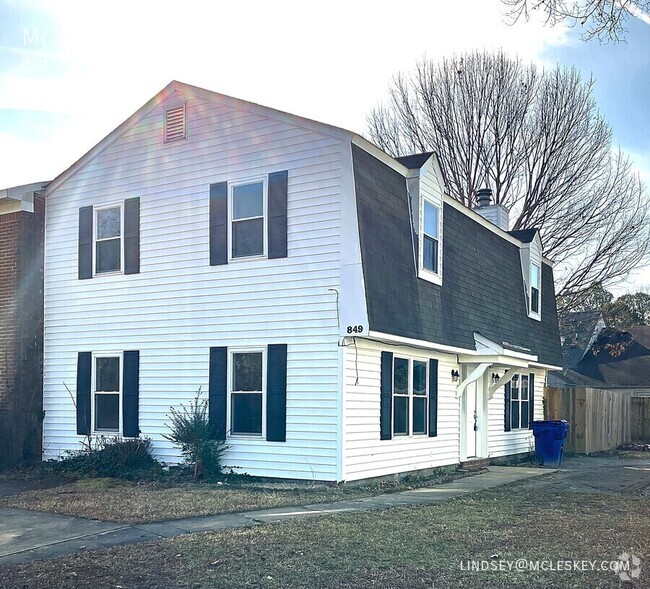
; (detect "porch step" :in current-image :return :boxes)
[458,458,491,472]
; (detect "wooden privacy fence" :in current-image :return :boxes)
[631,396,650,442]
[545,387,633,453]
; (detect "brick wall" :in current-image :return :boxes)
[0,195,44,467]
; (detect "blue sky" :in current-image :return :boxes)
[1,0,648,289]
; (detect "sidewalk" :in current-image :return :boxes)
[0,465,551,566]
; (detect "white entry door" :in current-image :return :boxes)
[465,381,478,459]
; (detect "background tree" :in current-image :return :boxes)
[367,51,650,314]
[602,291,650,327]
[501,0,650,42]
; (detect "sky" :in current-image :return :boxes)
[0,0,648,290]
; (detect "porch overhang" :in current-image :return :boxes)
[455,333,541,400]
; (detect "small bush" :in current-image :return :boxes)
[53,437,162,479]
[163,390,227,480]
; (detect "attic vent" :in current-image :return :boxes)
[164,104,186,143]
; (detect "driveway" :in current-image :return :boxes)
[513,455,650,496]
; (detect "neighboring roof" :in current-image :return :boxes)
[559,311,605,370]
[507,228,538,243]
[568,326,650,387]
[352,144,562,367]
[0,181,49,202]
[395,152,434,169]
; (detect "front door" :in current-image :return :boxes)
[465,381,478,459]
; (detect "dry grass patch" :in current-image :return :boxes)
[1,470,466,524]
[3,487,648,589]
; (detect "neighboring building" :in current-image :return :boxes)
[0,182,47,467]
[550,323,650,395]
[41,81,562,481]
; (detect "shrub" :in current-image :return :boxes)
[163,390,227,480]
[54,437,162,479]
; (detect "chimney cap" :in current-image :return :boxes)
[476,188,492,208]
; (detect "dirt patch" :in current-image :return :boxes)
[511,455,650,497]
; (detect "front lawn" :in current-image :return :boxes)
[3,486,647,588]
[1,470,465,524]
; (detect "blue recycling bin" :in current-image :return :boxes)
[531,420,569,467]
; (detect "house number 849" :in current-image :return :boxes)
[346,325,363,334]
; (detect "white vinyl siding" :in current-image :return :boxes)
[487,368,544,458]
[342,339,460,481]
[43,94,345,481]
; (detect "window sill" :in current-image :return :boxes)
[527,311,542,322]
[92,271,124,278]
[418,268,442,286]
[227,255,268,264]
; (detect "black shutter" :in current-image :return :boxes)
[266,344,288,442]
[209,182,228,266]
[76,352,92,435]
[78,207,93,279]
[504,382,512,432]
[124,198,140,275]
[268,170,288,259]
[528,373,535,428]
[209,347,227,439]
[380,351,393,440]
[122,351,140,437]
[428,359,438,437]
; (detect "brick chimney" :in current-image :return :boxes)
[473,188,510,231]
[0,183,46,467]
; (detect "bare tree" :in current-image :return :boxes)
[502,0,650,42]
[367,51,650,311]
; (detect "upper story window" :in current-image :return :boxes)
[230,350,265,436]
[95,205,122,274]
[230,180,266,259]
[418,196,442,285]
[530,263,541,316]
[94,354,121,433]
[164,104,186,143]
[393,356,428,436]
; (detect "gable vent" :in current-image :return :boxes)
[164,104,186,143]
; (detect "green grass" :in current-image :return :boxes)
[3,486,647,588]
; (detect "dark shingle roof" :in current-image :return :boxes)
[352,144,562,367]
[395,152,434,169]
[507,229,538,243]
[569,326,650,387]
[559,311,604,370]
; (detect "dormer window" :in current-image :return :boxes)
[419,196,442,284]
[530,263,540,315]
[423,201,439,274]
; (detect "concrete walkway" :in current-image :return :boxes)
[0,466,549,566]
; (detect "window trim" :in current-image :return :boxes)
[507,373,530,430]
[418,196,442,285]
[93,203,124,276]
[228,177,268,262]
[227,347,266,438]
[92,352,122,435]
[392,355,429,437]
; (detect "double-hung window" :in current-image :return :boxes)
[94,205,122,274]
[393,357,428,436]
[419,196,442,284]
[530,263,541,315]
[231,180,265,259]
[509,374,529,430]
[93,354,121,433]
[230,350,265,436]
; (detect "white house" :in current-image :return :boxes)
[42,81,563,482]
